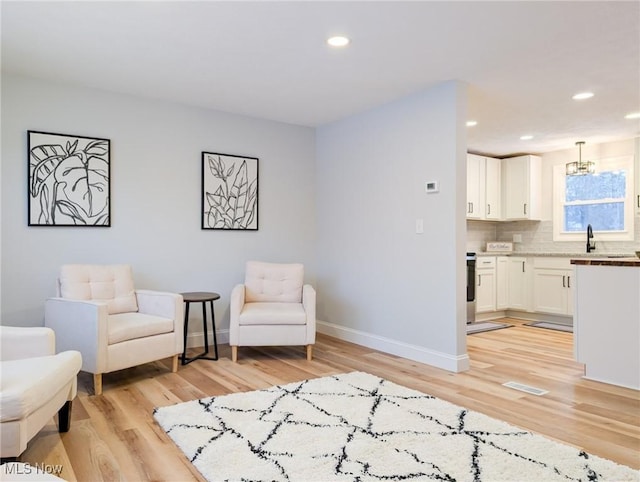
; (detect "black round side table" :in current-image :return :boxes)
[180,291,220,365]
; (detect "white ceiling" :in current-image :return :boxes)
[2,1,639,158]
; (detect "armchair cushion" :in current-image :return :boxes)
[0,351,81,422]
[108,312,175,344]
[239,302,307,326]
[245,261,304,303]
[59,264,138,314]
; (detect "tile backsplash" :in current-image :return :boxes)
[467,216,640,254]
[466,220,498,252]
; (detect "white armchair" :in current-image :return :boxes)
[0,326,82,459]
[229,261,316,362]
[44,264,184,395]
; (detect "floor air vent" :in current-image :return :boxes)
[502,381,548,396]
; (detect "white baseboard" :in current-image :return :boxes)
[186,329,229,349]
[317,320,469,373]
[475,310,572,326]
[474,310,508,322]
[504,310,572,326]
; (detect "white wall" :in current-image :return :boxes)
[316,81,469,372]
[1,75,317,343]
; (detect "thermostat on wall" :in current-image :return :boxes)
[425,181,439,193]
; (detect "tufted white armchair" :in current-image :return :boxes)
[0,326,82,458]
[229,261,316,362]
[44,264,184,395]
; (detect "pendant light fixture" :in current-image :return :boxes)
[565,141,595,176]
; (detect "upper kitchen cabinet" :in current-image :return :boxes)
[485,157,502,220]
[466,154,485,219]
[466,154,501,220]
[502,155,542,220]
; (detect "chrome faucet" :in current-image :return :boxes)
[586,224,595,253]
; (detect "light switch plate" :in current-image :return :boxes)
[415,218,424,234]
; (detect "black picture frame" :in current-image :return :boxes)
[27,130,111,227]
[201,152,259,230]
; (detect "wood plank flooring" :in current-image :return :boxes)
[19,318,640,480]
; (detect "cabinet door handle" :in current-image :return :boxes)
[470,202,474,214]
[478,274,482,287]
[487,204,491,215]
[637,194,639,209]
[524,203,527,215]
[567,276,571,288]
[562,275,566,288]
[522,261,525,273]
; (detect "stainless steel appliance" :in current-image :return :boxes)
[466,252,476,323]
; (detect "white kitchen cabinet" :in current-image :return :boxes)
[485,157,502,220]
[467,154,501,220]
[502,155,542,220]
[466,153,485,219]
[532,258,573,315]
[476,256,497,312]
[496,256,508,310]
[507,256,532,311]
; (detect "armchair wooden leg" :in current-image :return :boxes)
[231,345,238,362]
[58,401,72,432]
[172,354,179,372]
[306,345,313,361]
[93,374,103,396]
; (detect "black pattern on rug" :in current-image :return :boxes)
[153,372,638,482]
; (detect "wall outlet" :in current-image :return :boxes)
[513,233,522,243]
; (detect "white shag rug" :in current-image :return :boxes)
[154,372,639,482]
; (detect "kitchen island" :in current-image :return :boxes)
[571,257,640,390]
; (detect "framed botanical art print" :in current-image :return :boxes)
[202,152,258,230]
[28,130,111,226]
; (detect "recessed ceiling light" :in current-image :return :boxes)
[327,36,350,47]
[520,135,534,140]
[466,120,478,127]
[572,92,594,100]
[624,112,640,120]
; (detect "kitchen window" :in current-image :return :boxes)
[553,155,634,241]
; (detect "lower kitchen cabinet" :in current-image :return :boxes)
[496,256,508,310]
[532,258,573,315]
[476,256,497,313]
[475,255,574,319]
[507,256,532,311]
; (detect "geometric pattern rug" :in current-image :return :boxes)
[153,372,639,481]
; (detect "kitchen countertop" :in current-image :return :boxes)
[570,257,640,267]
[475,251,636,258]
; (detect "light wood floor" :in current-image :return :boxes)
[19,318,640,481]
